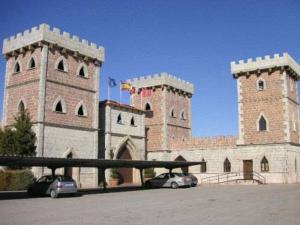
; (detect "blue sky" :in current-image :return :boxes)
[1,0,300,137]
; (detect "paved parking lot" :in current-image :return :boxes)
[0,184,300,225]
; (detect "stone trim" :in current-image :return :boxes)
[256,112,269,132]
[75,100,88,117]
[32,121,99,131]
[128,72,194,94]
[237,78,244,145]
[166,123,191,129]
[162,86,167,150]
[231,53,300,79]
[104,132,146,139]
[6,79,40,89]
[27,55,37,70]
[46,79,96,93]
[282,71,291,142]
[76,62,89,78]
[54,55,69,72]
[52,96,67,113]
[3,24,105,62]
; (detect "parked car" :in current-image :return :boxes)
[27,175,77,198]
[145,173,192,189]
[183,173,198,187]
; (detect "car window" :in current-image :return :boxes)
[46,176,54,183]
[174,173,184,177]
[57,176,74,182]
[37,176,47,183]
[156,174,166,179]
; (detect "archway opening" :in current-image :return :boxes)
[116,147,133,184]
[174,155,188,174]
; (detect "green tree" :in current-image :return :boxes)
[13,109,36,156]
[0,127,17,155]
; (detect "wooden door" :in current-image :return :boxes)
[243,160,253,180]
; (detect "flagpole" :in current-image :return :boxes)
[108,84,110,101]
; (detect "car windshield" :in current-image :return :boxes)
[173,173,185,177]
[57,176,74,182]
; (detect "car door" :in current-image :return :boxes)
[151,174,167,187]
[33,176,49,195]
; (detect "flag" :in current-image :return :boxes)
[121,81,131,91]
[108,77,117,88]
[141,88,152,97]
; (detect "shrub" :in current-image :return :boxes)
[0,170,34,191]
[110,168,119,179]
[144,168,156,178]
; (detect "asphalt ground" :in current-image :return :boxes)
[0,184,300,225]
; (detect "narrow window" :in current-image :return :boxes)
[145,103,151,111]
[29,58,36,69]
[130,117,135,126]
[259,115,267,131]
[55,101,63,113]
[201,158,207,173]
[57,60,65,71]
[18,101,25,112]
[257,80,265,91]
[117,114,122,124]
[224,158,231,172]
[79,67,85,77]
[14,62,20,73]
[77,105,84,116]
[180,111,185,120]
[261,156,269,172]
[171,108,176,118]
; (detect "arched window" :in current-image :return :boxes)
[79,67,85,76]
[28,57,36,69]
[75,102,87,117]
[130,116,135,126]
[53,97,67,113]
[170,108,176,118]
[55,57,68,72]
[117,114,122,124]
[18,100,25,113]
[257,79,265,91]
[224,158,231,172]
[261,156,269,172]
[14,62,21,73]
[180,111,186,120]
[258,115,267,131]
[145,102,151,111]
[200,158,207,173]
[77,64,88,78]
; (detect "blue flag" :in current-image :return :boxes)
[108,77,117,88]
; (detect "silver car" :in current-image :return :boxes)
[27,175,77,198]
[145,173,192,189]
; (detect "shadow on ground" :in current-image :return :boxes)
[0,185,146,200]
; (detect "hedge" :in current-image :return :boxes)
[0,169,34,191]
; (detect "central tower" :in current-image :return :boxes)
[129,73,194,151]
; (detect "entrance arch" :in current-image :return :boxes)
[114,136,139,184]
[174,155,189,174]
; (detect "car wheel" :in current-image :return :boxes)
[50,189,58,199]
[145,182,152,189]
[171,182,178,189]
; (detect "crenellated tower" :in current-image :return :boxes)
[128,73,194,151]
[2,24,104,187]
[231,53,300,145]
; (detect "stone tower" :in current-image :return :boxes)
[128,73,194,151]
[2,24,104,187]
[231,53,300,145]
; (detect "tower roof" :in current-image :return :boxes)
[127,72,194,94]
[231,53,300,80]
[2,24,104,62]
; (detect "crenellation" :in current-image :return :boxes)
[3,24,105,62]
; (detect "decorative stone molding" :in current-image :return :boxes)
[231,53,300,79]
[3,24,105,62]
[128,72,194,95]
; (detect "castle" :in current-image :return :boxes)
[2,24,300,187]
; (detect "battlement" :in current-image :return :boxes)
[3,24,105,62]
[128,72,194,94]
[231,53,300,79]
[168,136,237,150]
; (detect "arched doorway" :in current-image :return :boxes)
[116,147,133,184]
[174,155,189,174]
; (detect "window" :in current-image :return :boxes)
[57,60,65,71]
[257,79,265,91]
[224,158,231,172]
[200,158,207,173]
[170,108,176,118]
[145,103,151,111]
[180,111,186,120]
[117,114,122,124]
[55,101,63,112]
[130,117,135,126]
[75,102,87,117]
[18,100,25,112]
[258,115,267,131]
[14,62,21,73]
[28,58,36,69]
[79,67,85,77]
[261,156,269,172]
[53,97,67,113]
